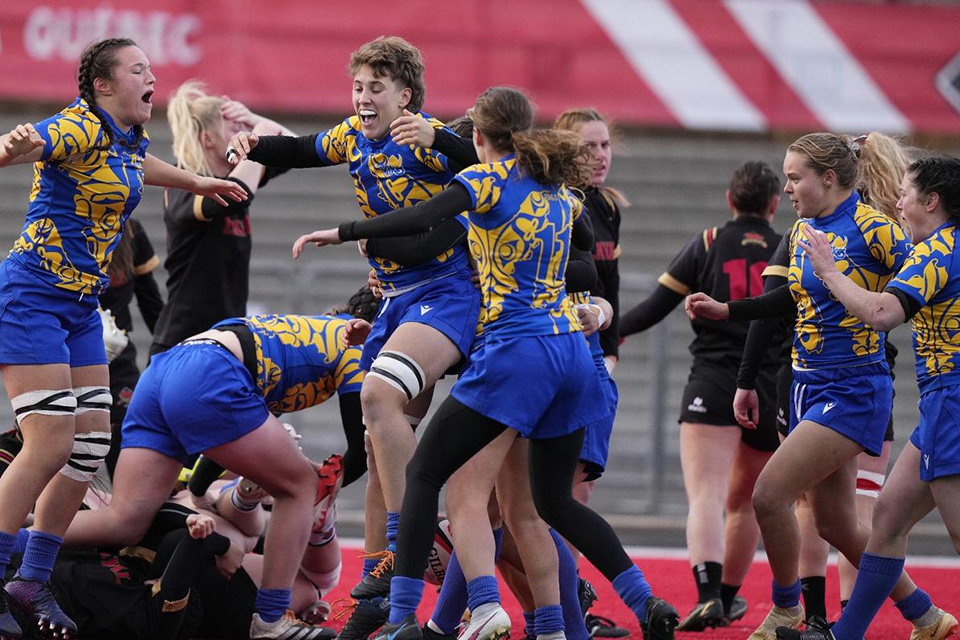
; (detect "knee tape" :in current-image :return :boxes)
[368,350,425,401]
[11,389,77,426]
[299,560,342,597]
[73,386,112,415]
[856,470,885,499]
[59,431,111,482]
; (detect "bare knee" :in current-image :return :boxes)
[868,498,909,549]
[751,479,787,520]
[360,382,406,432]
[262,459,316,502]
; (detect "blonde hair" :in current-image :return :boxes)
[853,132,909,221]
[554,107,630,210]
[167,80,225,177]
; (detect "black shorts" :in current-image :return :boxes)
[775,364,894,443]
[679,361,780,452]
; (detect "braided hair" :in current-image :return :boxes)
[328,286,380,324]
[77,38,145,150]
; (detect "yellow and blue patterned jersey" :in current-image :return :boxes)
[214,314,364,415]
[453,157,583,338]
[10,98,149,296]
[314,113,471,294]
[886,222,960,392]
[788,193,910,369]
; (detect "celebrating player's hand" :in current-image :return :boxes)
[733,388,760,430]
[796,225,839,278]
[186,513,217,539]
[292,228,342,259]
[193,176,247,206]
[390,109,436,148]
[367,269,384,299]
[577,305,601,337]
[341,318,372,347]
[226,131,259,165]
[685,292,729,321]
[220,99,260,129]
[2,123,44,158]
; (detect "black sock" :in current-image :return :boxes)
[801,576,827,620]
[692,562,723,603]
[720,583,740,613]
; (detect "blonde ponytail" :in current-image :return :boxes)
[167,80,225,177]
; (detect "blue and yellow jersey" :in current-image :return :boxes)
[10,98,149,296]
[788,193,910,369]
[214,314,364,414]
[314,113,471,293]
[453,156,583,338]
[886,222,960,392]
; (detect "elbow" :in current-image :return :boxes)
[868,310,899,333]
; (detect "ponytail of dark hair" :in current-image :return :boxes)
[78,38,144,150]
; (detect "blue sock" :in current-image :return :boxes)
[0,531,16,577]
[535,604,564,635]
[431,548,468,634]
[895,587,933,621]
[362,556,380,578]
[386,512,400,552]
[771,579,802,609]
[523,611,537,638]
[466,575,500,613]
[13,529,29,556]
[493,527,504,559]
[550,529,588,640]
[254,587,290,623]
[832,554,904,640]
[17,530,62,582]
[389,575,425,624]
[612,565,652,622]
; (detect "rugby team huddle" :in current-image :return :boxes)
[0,32,957,640]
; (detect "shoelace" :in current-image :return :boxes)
[332,598,359,622]
[364,550,395,579]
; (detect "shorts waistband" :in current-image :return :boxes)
[180,325,258,382]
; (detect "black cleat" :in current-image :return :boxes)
[677,597,725,632]
[421,624,456,640]
[372,615,422,640]
[640,596,679,640]
[336,598,390,640]
[804,615,831,632]
[351,551,395,600]
[585,614,630,638]
[723,596,748,625]
[0,585,21,640]
[775,626,834,640]
[579,578,598,616]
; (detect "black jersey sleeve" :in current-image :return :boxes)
[431,128,479,173]
[566,246,598,294]
[167,177,255,225]
[572,212,595,252]
[658,232,706,297]
[246,134,324,168]
[736,271,788,389]
[619,285,685,337]
[727,283,795,321]
[339,183,473,240]
[339,393,366,487]
[129,220,164,333]
[366,217,467,266]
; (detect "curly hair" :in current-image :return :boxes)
[348,36,426,112]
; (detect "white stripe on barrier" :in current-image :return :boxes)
[581,0,766,131]
[726,0,910,133]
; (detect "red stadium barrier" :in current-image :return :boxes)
[1,0,960,134]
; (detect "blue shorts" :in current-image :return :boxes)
[360,275,480,371]
[121,342,270,465]
[579,355,618,481]
[910,384,960,482]
[452,332,608,439]
[0,258,105,367]
[789,362,891,456]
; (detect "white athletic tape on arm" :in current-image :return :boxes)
[59,431,111,482]
[74,386,112,415]
[11,389,77,426]
[368,350,426,401]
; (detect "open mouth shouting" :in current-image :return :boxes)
[358,108,377,127]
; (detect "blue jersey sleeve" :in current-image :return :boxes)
[36,104,104,161]
[887,233,955,307]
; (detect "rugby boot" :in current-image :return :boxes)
[639,596,679,640]
[351,550,395,600]
[250,610,336,639]
[422,623,457,640]
[775,627,833,640]
[0,586,21,640]
[578,579,598,616]
[585,614,630,638]
[5,577,76,639]
[456,604,510,640]
[336,597,390,640]
[910,608,959,640]
[373,614,423,640]
[749,605,804,640]
[723,596,748,626]
[677,597,725,632]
